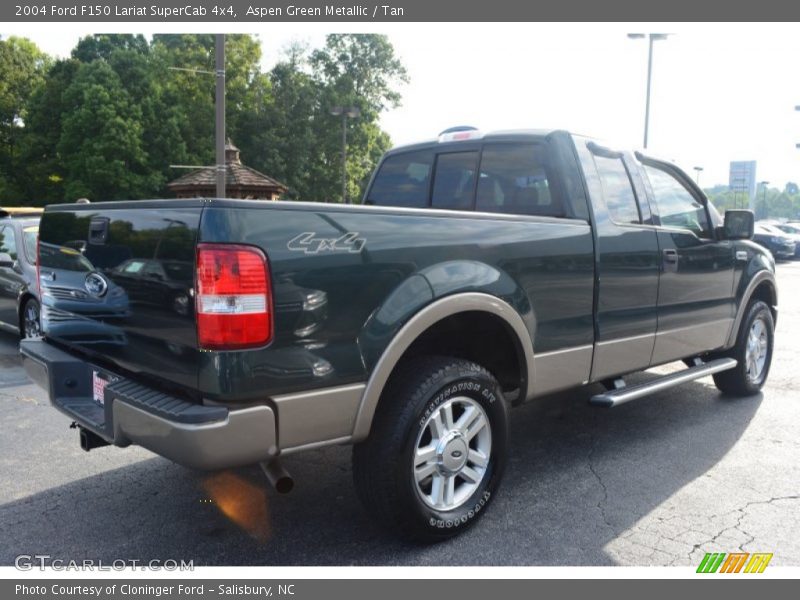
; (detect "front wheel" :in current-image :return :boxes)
[353,356,508,542]
[713,300,774,396]
[21,298,41,339]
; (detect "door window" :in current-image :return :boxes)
[594,155,642,225]
[643,165,711,238]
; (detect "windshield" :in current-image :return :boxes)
[39,243,95,272]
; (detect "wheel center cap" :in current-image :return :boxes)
[438,434,468,473]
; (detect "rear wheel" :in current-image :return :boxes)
[712,300,774,396]
[21,298,41,339]
[353,356,508,542]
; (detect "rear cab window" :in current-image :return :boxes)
[365,150,434,208]
[367,135,587,220]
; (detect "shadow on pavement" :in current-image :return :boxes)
[0,366,761,566]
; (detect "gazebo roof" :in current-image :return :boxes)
[166,141,288,195]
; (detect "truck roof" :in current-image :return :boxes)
[384,128,570,156]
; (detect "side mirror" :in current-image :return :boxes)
[723,210,754,240]
[0,252,13,268]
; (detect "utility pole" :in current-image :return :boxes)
[215,34,226,198]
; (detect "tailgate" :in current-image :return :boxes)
[37,201,203,395]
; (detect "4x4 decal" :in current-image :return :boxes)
[287,232,366,254]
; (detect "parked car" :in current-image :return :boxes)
[768,222,800,257]
[753,223,796,259]
[109,258,195,316]
[21,128,777,541]
[0,214,40,337]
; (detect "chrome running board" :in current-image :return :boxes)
[589,358,738,407]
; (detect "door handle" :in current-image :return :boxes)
[663,249,678,264]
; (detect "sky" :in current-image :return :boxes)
[3,22,800,189]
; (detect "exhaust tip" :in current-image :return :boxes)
[259,460,294,494]
[274,476,294,494]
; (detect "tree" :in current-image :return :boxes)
[16,59,79,204]
[307,34,408,202]
[151,34,266,169]
[71,34,149,63]
[0,36,50,201]
[234,44,318,199]
[58,60,158,200]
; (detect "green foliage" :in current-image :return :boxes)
[0,36,50,202]
[705,185,800,220]
[0,33,406,205]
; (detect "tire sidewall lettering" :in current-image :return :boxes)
[418,379,495,429]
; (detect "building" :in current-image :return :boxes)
[167,141,288,200]
[729,161,757,209]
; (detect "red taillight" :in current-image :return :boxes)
[196,244,272,350]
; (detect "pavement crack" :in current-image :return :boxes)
[695,494,800,555]
[587,433,614,534]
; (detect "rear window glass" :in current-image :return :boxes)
[366,150,434,208]
[475,143,565,217]
[431,151,479,211]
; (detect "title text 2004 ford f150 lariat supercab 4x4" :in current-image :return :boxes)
[21,128,777,541]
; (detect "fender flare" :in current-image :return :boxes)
[350,292,535,441]
[725,270,777,348]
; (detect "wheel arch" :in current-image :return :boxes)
[725,270,777,349]
[351,292,535,442]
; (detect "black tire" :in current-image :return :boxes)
[20,297,41,339]
[353,356,508,542]
[712,300,774,396]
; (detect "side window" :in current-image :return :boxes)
[0,226,18,260]
[143,261,166,279]
[475,143,565,217]
[593,155,642,225]
[23,227,38,265]
[643,165,711,238]
[431,151,479,211]
[366,150,434,208]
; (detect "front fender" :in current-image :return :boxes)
[725,245,777,348]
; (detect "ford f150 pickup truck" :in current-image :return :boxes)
[21,128,777,541]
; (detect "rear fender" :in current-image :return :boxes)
[352,261,535,441]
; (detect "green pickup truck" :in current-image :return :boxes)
[21,128,777,541]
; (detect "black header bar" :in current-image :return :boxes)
[4,0,800,22]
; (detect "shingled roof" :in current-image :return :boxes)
[166,141,288,200]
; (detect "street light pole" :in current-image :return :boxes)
[693,166,704,185]
[215,34,226,199]
[330,106,361,203]
[628,33,670,149]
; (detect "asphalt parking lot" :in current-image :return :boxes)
[1,263,799,567]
